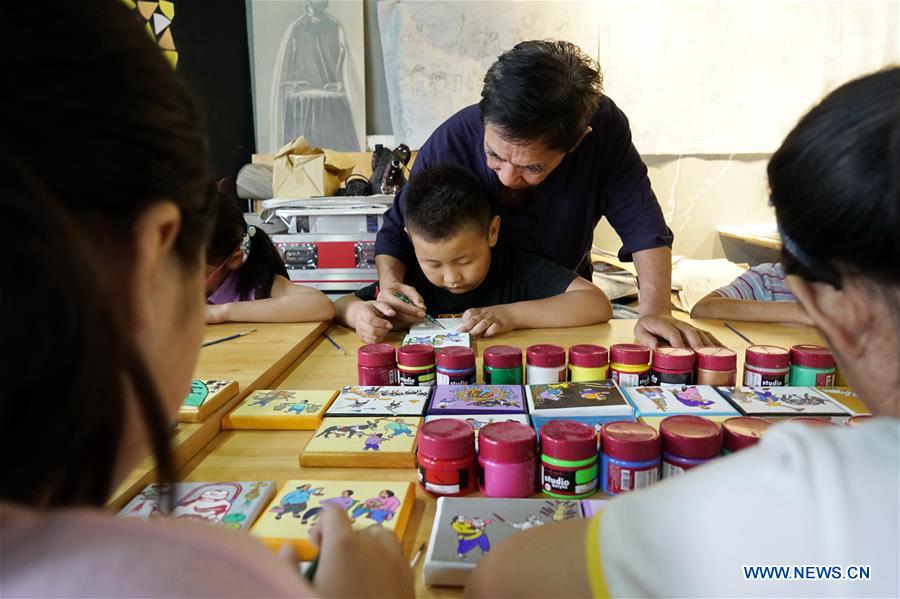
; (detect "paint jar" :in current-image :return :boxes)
[789,417,837,427]
[599,421,660,495]
[539,420,599,498]
[649,347,696,386]
[417,419,477,496]
[695,347,737,386]
[478,422,537,498]
[722,416,771,453]
[357,343,397,386]
[789,345,836,386]
[660,415,722,478]
[483,345,523,384]
[743,345,790,387]
[526,344,566,384]
[568,344,610,382]
[846,415,873,427]
[436,347,477,385]
[609,344,652,387]
[396,344,436,387]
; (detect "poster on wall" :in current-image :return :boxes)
[247,0,366,153]
[377,0,599,150]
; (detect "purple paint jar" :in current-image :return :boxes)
[478,422,537,498]
[357,343,397,386]
[660,415,722,478]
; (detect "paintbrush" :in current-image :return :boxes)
[202,328,258,347]
[724,322,754,344]
[409,542,427,568]
[322,331,349,356]
[392,291,446,329]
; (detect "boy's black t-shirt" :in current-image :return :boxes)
[355,245,578,314]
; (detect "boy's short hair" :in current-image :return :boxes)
[403,164,495,241]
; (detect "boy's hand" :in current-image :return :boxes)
[348,300,396,344]
[310,505,414,598]
[459,306,515,337]
[377,282,427,326]
[205,303,229,324]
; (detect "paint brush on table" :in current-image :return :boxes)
[724,322,754,344]
[392,291,445,329]
[409,542,426,568]
[322,331,349,356]
[202,328,258,347]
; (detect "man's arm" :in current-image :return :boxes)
[632,246,721,348]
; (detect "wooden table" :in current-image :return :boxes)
[178,319,856,597]
[108,321,328,509]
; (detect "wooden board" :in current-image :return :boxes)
[178,380,239,423]
[300,416,421,468]
[222,389,338,430]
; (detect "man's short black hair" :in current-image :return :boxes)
[403,164,494,241]
[479,40,603,151]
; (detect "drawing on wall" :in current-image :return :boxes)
[248,0,365,152]
[377,1,599,149]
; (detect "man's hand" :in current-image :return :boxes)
[459,305,515,338]
[634,313,722,349]
[347,300,397,344]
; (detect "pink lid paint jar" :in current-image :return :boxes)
[478,422,537,498]
[539,420,599,498]
[436,347,477,385]
[568,344,609,382]
[600,421,660,495]
[357,343,397,386]
[695,347,737,386]
[743,345,790,387]
[789,345,836,386]
[397,344,436,386]
[417,419,477,496]
[649,347,696,386]
[609,344,651,387]
[483,345,523,384]
[660,415,722,478]
[526,344,567,384]
[789,417,837,428]
[722,416,771,453]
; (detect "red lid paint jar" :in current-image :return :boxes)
[743,345,790,387]
[397,344,436,387]
[417,419,477,496]
[539,420,598,498]
[609,344,651,387]
[600,421,660,495]
[478,422,537,498]
[483,345,523,385]
[695,347,737,386]
[789,345,836,386]
[847,415,873,427]
[660,415,722,478]
[526,344,566,384]
[568,344,609,382]
[357,343,397,386]
[722,416,771,453]
[650,347,696,386]
[436,347,476,385]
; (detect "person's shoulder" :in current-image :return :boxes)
[423,105,484,147]
[588,95,629,132]
[0,504,311,597]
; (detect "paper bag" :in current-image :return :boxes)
[272,136,355,198]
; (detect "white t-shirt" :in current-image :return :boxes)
[588,419,900,598]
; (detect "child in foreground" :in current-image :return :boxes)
[205,192,334,324]
[690,262,812,324]
[335,164,612,343]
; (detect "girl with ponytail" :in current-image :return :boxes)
[205,192,334,323]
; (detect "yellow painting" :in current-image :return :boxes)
[222,389,338,430]
[300,416,421,468]
[178,379,238,423]
[252,480,415,559]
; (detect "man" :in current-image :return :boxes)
[374,40,717,348]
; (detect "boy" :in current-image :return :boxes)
[336,164,611,343]
[690,262,812,324]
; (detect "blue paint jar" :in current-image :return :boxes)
[600,421,660,495]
